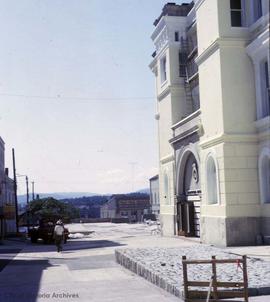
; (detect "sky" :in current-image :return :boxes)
[0,0,184,195]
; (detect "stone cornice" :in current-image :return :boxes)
[200,133,258,149]
[157,84,185,101]
[0,137,4,149]
[170,125,199,145]
[246,28,269,58]
[157,86,170,101]
[149,57,157,72]
[196,37,249,66]
[160,154,174,164]
[171,109,201,130]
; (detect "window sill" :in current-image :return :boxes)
[255,115,270,132]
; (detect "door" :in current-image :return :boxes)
[176,200,195,237]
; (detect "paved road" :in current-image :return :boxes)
[0,224,182,302]
[0,223,269,302]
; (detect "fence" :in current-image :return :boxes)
[182,255,248,302]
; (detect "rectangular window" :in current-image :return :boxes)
[175,32,179,42]
[261,60,270,118]
[179,52,187,77]
[160,56,167,83]
[253,0,262,22]
[230,0,242,27]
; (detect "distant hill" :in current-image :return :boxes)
[62,195,109,219]
[18,192,96,204]
[136,188,150,194]
[18,188,150,204]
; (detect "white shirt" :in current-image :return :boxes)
[54,225,64,236]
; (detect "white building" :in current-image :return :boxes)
[149,175,160,217]
[150,0,269,246]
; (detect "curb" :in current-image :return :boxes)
[115,249,270,298]
[115,250,182,298]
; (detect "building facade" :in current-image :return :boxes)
[149,175,160,217]
[100,194,150,223]
[150,0,269,246]
[0,137,16,237]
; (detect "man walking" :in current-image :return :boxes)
[54,220,64,252]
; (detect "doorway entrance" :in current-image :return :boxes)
[176,152,201,237]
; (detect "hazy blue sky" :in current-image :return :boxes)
[0,0,184,195]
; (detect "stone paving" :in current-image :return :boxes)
[116,245,270,298]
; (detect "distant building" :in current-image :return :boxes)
[100,194,150,223]
[0,137,16,237]
[149,175,160,217]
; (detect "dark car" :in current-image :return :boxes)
[29,221,69,244]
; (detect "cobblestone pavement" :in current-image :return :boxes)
[117,246,270,289]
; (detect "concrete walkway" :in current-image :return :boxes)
[0,223,269,302]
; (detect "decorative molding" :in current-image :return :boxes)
[157,85,170,101]
[149,58,157,72]
[160,154,174,164]
[200,133,258,149]
[255,116,270,133]
[171,109,201,130]
[195,40,219,66]
[196,37,249,66]
[246,27,269,59]
[170,126,199,145]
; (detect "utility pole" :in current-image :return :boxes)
[31,181,35,201]
[12,149,19,233]
[129,162,137,192]
[26,176,29,232]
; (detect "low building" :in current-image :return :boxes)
[3,169,16,233]
[0,137,16,237]
[100,194,150,223]
[149,175,160,218]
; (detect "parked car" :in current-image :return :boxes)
[29,221,69,244]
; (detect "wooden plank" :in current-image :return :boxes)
[242,255,249,302]
[183,258,244,264]
[187,281,211,287]
[216,290,245,298]
[212,256,218,300]
[182,255,189,302]
[188,290,209,299]
[187,281,244,287]
[188,290,244,299]
[186,300,244,302]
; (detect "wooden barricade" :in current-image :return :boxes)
[182,255,249,302]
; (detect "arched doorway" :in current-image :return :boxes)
[176,148,201,237]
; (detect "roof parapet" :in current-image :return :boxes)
[154,2,194,26]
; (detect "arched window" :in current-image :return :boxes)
[259,150,270,204]
[164,173,169,203]
[206,156,218,204]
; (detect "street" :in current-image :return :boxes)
[0,223,269,302]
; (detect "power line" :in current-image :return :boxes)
[0,92,155,102]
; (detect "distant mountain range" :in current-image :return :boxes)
[18,192,96,204]
[18,188,150,204]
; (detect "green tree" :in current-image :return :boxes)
[28,197,79,223]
